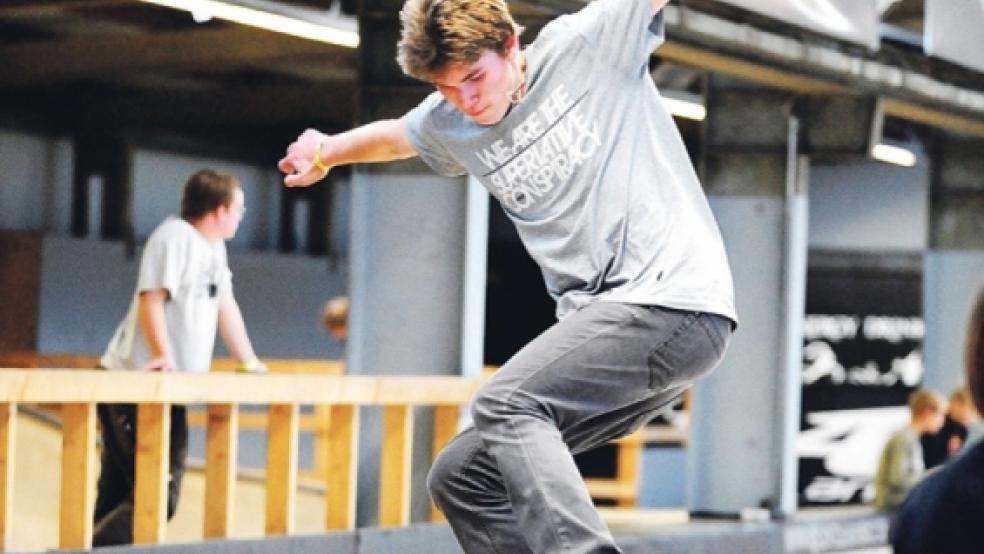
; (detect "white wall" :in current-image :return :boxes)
[923,251,984,395]
[0,130,73,233]
[38,235,348,359]
[808,140,929,251]
[132,150,283,250]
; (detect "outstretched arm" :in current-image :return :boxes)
[278,117,417,188]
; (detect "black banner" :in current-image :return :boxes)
[797,252,923,506]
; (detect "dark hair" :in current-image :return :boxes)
[180,169,239,221]
[967,287,984,414]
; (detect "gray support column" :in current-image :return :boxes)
[688,77,808,518]
[923,134,984,395]
[350,2,471,525]
[461,177,490,379]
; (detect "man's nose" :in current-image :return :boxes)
[460,83,479,104]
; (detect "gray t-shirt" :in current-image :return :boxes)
[406,0,736,322]
[101,216,232,373]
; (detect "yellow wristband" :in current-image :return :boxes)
[236,358,260,372]
[312,140,330,172]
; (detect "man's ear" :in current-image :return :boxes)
[506,34,519,57]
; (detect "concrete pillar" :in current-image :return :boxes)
[350,0,476,525]
[922,133,984,396]
[71,132,133,242]
[688,76,808,517]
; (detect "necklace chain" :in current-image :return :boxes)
[509,53,527,105]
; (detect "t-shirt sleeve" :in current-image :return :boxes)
[136,230,185,297]
[217,242,232,293]
[404,92,468,177]
[562,0,665,72]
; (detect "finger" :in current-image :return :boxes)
[284,172,309,187]
[278,156,295,174]
[286,165,328,187]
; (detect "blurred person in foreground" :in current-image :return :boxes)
[892,286,984,553]
[93,169,266,546]
[873,388,946,512]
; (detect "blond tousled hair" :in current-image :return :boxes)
[397,0,524,81]
[909,388,945,416]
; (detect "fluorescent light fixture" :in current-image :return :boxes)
[871,143,917,167]
[661,93,706,121]
[140,0,359,48]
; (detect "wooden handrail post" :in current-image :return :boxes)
[265,403,298,535]
[134,403,170,545]
[325,404,358,531]
[430,405,459,522]
[0,403,17,552]
[615,432,642,508]
[204,403,238,538]
[379,405,413,528]
[312,405,332,480]
[59,402,96,550]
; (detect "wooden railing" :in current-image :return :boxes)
[0,354,652,550]
[0,368,481,551]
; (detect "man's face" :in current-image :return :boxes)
[430,41,519,126]
[220,188,246,240]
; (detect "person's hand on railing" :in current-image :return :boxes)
[143,356,173,372]
[235,358,268,374]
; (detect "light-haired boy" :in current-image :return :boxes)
[874,388,946,511]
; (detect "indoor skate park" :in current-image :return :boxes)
[1,0,983,552]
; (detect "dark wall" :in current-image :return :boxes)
[0,231,41,352]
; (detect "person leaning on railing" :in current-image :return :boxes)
[92,168,267,546]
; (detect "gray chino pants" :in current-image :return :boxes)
[428,301,732,554]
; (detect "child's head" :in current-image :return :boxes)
[322,296,350,342]
[948,387,978,425]
[909,389,946,433]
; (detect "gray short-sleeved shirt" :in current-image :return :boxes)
[100,216,231,373]
[406,0,736,323]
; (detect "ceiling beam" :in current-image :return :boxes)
[511,0,984,137]
[98,82,357,130]
[660,5,984,138]
[0,25,355,87]
[0,0,132,18]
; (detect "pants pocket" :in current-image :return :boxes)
[647,312,731,390]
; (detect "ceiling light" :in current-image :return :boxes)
[140,0,359,48]
[871,143,917,167]
[191,9,213,23]
[661,94,707,121]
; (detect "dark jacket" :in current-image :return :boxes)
[891,439,984,553]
